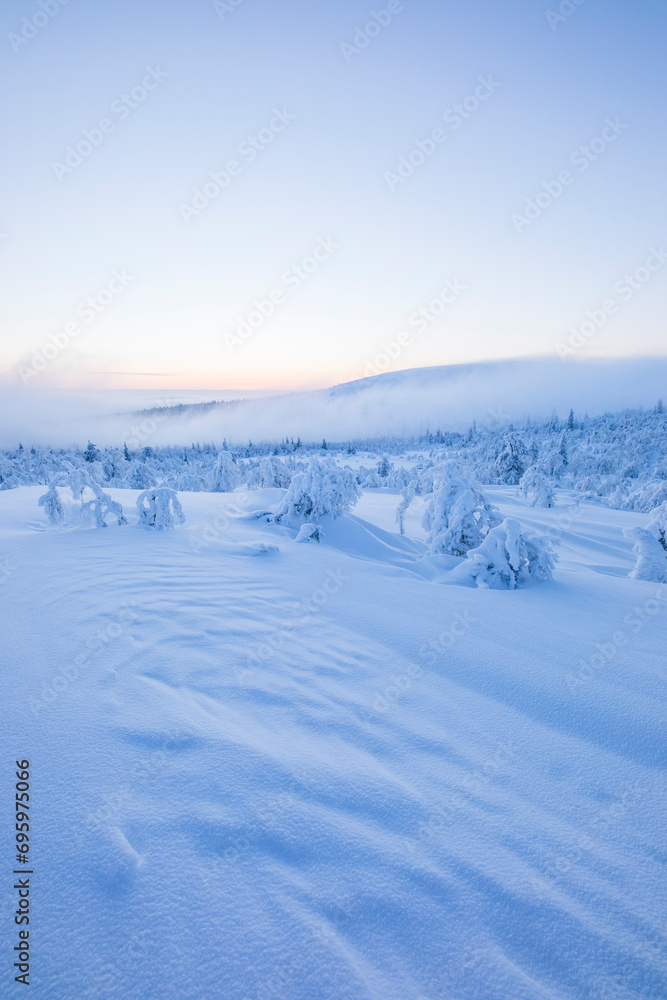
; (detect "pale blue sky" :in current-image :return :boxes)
[1,0,665,390]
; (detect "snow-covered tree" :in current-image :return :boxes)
[38,483,65,526]
[495,433,528,485]
[519,467,556,508]
[396,482,416,535]
[247,456,291,490]
[376,456,392,479]
[210,451,240,492]
[623,526,667,583]
[624,480,667,513]
[39,471,126,528]
[423,477,501,556]
[81,485,127,528]
[83,440,101,463]
[176,471,205,492]
[127,462,155,490]
[646,502,667,550]
[64,467,93,501]
[136,486,185,530]
[462,518,556,589]
[363,471,383,488]
[272,459,360,524]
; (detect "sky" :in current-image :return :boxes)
[1,0,665,392]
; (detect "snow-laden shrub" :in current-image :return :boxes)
[363,472,383,488]
[519,467,556,508]
[388,465,412,489]
[423,477,501,556]
[295,523,324,543]
[574,474,602,496]
[249,542,279,555]
[136,486,185,530]
[0,475,23,491]
[63,467,92,500]
[646,502,667,550]
[624,479,667,513]
[38,484,65,525]
[38,470,126,528]
[126,462,155,490]
[462,518,556,589]
[81,486,127,528]
[210,451,240,492]
[623,526,667,583]
[247,456,291,490]
[176,471,205,492]
[272,459,361,524]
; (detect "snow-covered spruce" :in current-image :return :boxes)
[494,432,528,485]
[271,459,361,524]
[623,503,667,582]
[295,523,324,543]
[458,518,556,589]
[38,483,66,526]
[646,501,667,550]
[422,476,501,556]
[519,466,556,508]
[209,451,240,492]
[623,527,667,583]
[136,486,185,530]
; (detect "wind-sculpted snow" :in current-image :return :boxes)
[1,485,666,999]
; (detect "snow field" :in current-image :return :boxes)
[1,486,666,999]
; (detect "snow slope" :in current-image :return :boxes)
[1,486,666,1000]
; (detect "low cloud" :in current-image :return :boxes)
[0,356,665,449]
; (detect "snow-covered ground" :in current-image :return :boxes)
[1,486,666,1000]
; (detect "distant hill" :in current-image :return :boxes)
[124,356,667,446]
